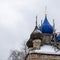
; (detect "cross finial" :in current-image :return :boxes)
[45,6,47,17]
[53,19,55,33]
[36,16,37,27]
[34,16,38,30]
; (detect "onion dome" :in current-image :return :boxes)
[26,16,42,48]
[30,27,42,40]
[26,27,42,48]
[56,34,60,42]
[30,16,42,40]
[39,16,53,34]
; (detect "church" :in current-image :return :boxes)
[25,9,60,60]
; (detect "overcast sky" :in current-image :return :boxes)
[0,0,60,60]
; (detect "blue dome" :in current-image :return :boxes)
[39,16,53,34]
[56,34,60,42]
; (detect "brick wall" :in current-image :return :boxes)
[26,53,60,60]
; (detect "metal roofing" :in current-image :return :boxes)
[39,16,53,34]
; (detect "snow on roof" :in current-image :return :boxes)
[30,45,60,55]
[33,29,41,33]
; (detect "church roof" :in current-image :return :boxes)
[30,28,42,40]
[33,28,41,34]
[30,45,60,55]
[39,16,53,34]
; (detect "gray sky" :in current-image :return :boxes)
[0,0,60,60]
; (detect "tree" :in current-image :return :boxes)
[8,40,28,60]
[8,50,25,60]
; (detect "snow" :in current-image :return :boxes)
[33,29,41,33]
[30,45,60,55]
